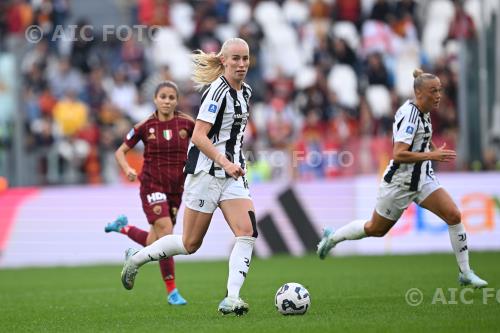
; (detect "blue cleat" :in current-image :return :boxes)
[105,215,128,233]
[316,227,335,260]
[218,296,249,316]
[168,288,187,305]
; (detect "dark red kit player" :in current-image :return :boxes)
[105,81,194,305]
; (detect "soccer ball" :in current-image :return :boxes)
[275,282,311,315]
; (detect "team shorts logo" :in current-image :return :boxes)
[179,129,188,139]
[208,104,218,113]
[153,205,162,215]
[163,129,172,141]
[147,192,167,204]
[406,126,414,134]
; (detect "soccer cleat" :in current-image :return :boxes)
[121,248,139,290]
[218,296,249,316]
[105,215,128,233]
[168,288,187,305]
[459,270,488,288]
[316,227,335,260]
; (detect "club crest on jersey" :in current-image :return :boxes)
[208,103,218,113]
[406,126,414,134]
[163,129,173,141]
[179,129,188,139]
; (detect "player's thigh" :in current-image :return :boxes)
[365,209,398,237]
[418,187,461,225]
[181,207,213,253]
[219,199,256,237]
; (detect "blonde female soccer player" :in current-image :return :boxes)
[317,69,488,288]
[120,38,258,315]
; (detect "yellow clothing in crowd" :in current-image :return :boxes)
[53,98,88,137]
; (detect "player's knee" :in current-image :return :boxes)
[153,219,173,236]
[156,226,172,237]
[365,222,388,237]
[446,209,462,225]
[371,229,389,237]
[184,239,202,254]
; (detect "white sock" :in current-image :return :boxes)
[448,223,470,272]
[330,219,367,245]
[227,236,255,298]
[130,234,188,267]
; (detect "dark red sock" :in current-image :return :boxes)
[125,226,148,247]
[160,257,176,293]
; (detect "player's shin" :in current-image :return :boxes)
[331,219,367,244]
[130,234,188,267]
[226,236,255,298]
[448,223,471,272]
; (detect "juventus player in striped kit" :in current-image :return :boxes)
[121,38,258,315]
[106,81,194,305]
[317,69,487,288]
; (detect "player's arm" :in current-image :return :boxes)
[115,143,138,182]
[191,120,244,179]
[393,141,456,163]
[115,124,143,182]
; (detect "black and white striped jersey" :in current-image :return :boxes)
[184,75,251,178]
[382,100,435,191]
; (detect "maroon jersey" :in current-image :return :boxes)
[125,111,195,193]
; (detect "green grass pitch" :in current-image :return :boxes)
[1,252,499,332]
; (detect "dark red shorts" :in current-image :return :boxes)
[139,190,182,225]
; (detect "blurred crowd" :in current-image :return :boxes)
[0,0,497,185]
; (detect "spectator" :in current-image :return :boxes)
[447,0,476,41]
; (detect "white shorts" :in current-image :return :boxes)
[375,176,442,221]
[183,171,252,214]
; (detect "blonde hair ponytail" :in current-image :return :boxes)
[191,50,224,90]
[413,68,424,79]
[191,38,249,90]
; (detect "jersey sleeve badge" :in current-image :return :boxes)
[208,103,218,113]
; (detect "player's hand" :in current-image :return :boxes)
[223,163,245,180]
[125,168,138,181]
[431,142,456,162]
